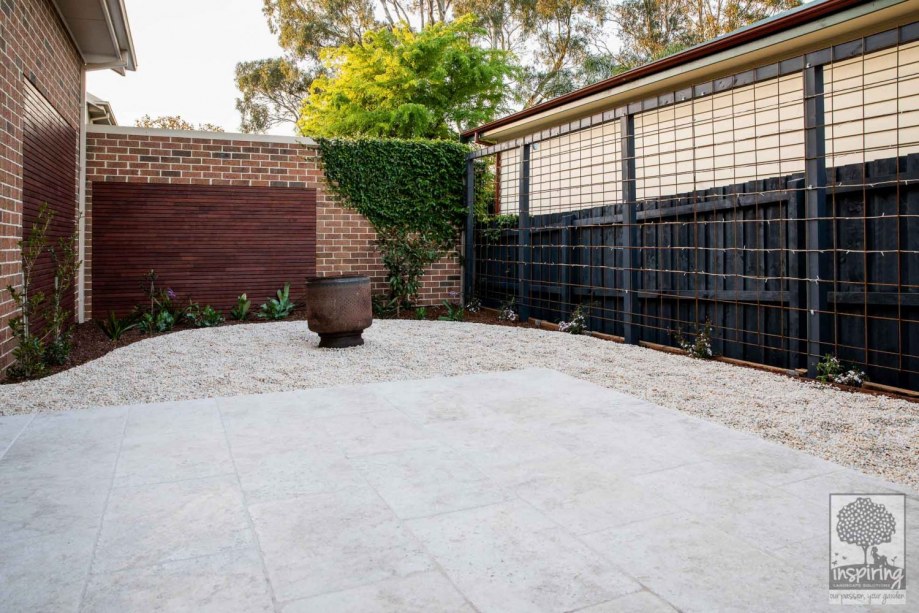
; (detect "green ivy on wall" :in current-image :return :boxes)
[316,138,468,247]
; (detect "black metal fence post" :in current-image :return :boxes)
[518,143,532,321]
[804,64,831,377]
[464,157,475,304]
[620,114,639,344]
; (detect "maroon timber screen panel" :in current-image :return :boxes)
[22,80,78,332]
[92,183,317,315]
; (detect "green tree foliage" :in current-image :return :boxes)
[134,115,225,132]
[262,0,384,62]
[612,0,800,67]
[235,58,316,133]
[251,0,610,120]
[456,0,613,106]
[300,17,516,138]
[246,0,801,130]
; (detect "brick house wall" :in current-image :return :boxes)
[84,125,461,318]
[0,0,83,368]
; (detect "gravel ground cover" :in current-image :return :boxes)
[1,319,916,489]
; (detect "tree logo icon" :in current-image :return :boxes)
[836,497,897,566]
[829,493,906,606]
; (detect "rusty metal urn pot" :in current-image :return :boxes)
[305,275,372,348]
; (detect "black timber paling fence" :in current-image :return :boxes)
[464,22,919,391]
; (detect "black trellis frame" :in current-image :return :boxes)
[463,20,919,391]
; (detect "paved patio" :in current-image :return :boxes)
[0,368,914,612]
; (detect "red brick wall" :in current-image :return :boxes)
[0,0,83,368]
[84,126,461,318]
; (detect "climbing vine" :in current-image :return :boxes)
[316,138,468,247]
[316,138,468,308]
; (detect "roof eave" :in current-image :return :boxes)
[52,0,137,74]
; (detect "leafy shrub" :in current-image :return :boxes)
[186,303,225,328]
[674,319,714,359]
[44,336,72,368]
[139,310,176,334]
[376,228,442,315]
[6,336,46,381]
[438,301,464,321]
[816,354,868,387]
[5,204,50,379]
[414,306,428,320]
[230,294,251,321]
[465,295,482,313]
[97,312,137,341]
[559,305,588,335]
[259,284,295,320]
[44,222,81,366]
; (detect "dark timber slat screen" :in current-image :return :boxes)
[92,183,317,315]
[472,157,919,390]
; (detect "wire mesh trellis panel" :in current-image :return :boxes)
[467,24,919,391]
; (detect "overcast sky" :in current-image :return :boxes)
[87,0,292,135]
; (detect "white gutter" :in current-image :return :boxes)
[51,0,137,74]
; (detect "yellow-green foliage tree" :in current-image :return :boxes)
[299,16,516,139]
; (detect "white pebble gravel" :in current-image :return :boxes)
[1,319,916,489]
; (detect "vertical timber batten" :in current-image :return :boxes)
[804,64,831,377]
[518,144,532,321]
[464,157,476,304]
[620,114,639,344]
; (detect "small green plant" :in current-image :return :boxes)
[372,294,399,317]
[140,270,181,320]
[816,354,868,387]
[438,301,464,321]
[230,293,251,321]
[414,306,428,320]
[139,310,175,334]
[44,223,81,366]
[376,227,442,316]
[673,319,714,359]
[559,305,588,335]
[186,303,225,328]
[7,336,46,382]
[258,283,295,320]
[97,312,138,341]
[498,296,518,322]
[464,295,482,313]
